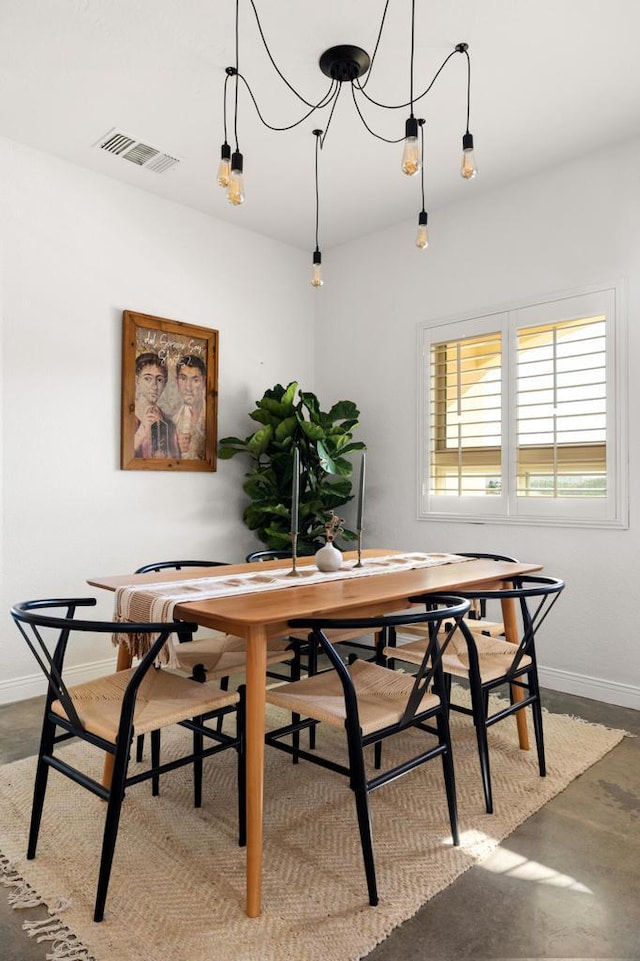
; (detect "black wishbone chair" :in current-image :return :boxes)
[398,574,565,814]
[133,560,300,764]
[11,597,245,923]
[264,596,470,907]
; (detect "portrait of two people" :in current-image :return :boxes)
[134,352,206,460]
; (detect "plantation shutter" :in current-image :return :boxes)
[429,329,503,497]
[516,315,607,498]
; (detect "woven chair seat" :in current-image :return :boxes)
[52,667,240,742]
[266,658,440,737]
[171,631,293,679]
[387,628,531,684]
[399,618,505,640]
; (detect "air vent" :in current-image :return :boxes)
[93,128,180,174]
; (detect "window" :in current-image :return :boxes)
[419,284,627,527]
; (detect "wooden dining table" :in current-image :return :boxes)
[89,549,542,918]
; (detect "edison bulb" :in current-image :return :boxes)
[227,150,244,205]
[461,133,477,180]
[311,250,323,287]
[227,170,244,205]
[416,211,429,249]
[217,143,231,187]
[402,139,420,176]
[402,116,421,176]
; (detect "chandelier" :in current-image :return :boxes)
[216,0,476,286]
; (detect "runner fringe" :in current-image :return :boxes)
[1,853,94,960]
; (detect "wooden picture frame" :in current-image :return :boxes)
[121,310,218,471]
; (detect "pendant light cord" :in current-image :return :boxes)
[358,0,391,90]
[233,0,240,150]
[235,72,338,132]
[314,131,321,251]
[464,47,471,134]
[409,0,415,116]
[246,0,335,109]
[420,120,426,210]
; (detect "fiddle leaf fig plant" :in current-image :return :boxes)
[218,381,366,554]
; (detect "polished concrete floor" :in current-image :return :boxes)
[1,689,638,961]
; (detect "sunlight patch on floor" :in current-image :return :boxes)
[478,842,593,893]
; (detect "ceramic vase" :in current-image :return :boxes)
[314,540,343,572]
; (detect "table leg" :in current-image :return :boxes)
[245,626,267,917]
[500,595,530,751]
[101,643,134,788]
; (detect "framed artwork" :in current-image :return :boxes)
[121,310,218,471]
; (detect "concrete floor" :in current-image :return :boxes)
[1,690,638,961]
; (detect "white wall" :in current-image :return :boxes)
[0,137,314,701]
[315,137,639,709]
[3,134,637,710]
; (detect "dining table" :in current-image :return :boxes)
[89,549,543,918]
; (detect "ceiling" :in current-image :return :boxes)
[1,0,638,251]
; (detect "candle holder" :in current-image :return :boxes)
[354,529,364,568]
[287,531,301,577]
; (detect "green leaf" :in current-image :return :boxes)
[247,425,274,457]
[281,381,299,409]
[275,416,299,442]
[316,439,337,474]
[327,400,359,422]
[337,441,367,455]
[299,391,321,420]
[300,421,325,441]
[329,455,353,477]
[217,436,249,459]
[249,408,276,426]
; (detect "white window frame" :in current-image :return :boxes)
[417,282,628,529]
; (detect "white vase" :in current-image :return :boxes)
[314,541,343,572]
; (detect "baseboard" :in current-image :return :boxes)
[0,657,118,706]
[538,665,640,711]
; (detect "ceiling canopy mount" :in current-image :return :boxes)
[318,45,371,83]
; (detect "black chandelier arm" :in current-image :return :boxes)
[246,0,339,109]
[234,71,338,133]
[409,0,416,112]
[419,119,426,209]
[314,130,321,250]
[222,71,232,144]
[233,0,240,149]
[463,46,471,133]
[353,46,462,111]
[357,0,391,90]
[350,83,404,145]
[319,82,345,148]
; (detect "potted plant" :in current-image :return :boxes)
[218,381,366,554]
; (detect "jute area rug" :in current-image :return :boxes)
[0,695,623,961]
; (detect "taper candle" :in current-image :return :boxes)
[356,452,366,530]
[291,446,300,534]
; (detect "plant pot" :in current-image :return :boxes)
[314,541,343,572]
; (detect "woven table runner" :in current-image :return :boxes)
[113,552,469,666]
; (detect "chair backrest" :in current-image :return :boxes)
[454,553,518,619]
[245,550,293,563]
[135,560,228,574]
[413,575,565,678]
[11,598,198,739]
[289,596,471,728]
[455,552,518,563]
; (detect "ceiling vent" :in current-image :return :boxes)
[93,128,180,174]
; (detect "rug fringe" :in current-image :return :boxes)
[546,710,635,738]
[1,852,95,960]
